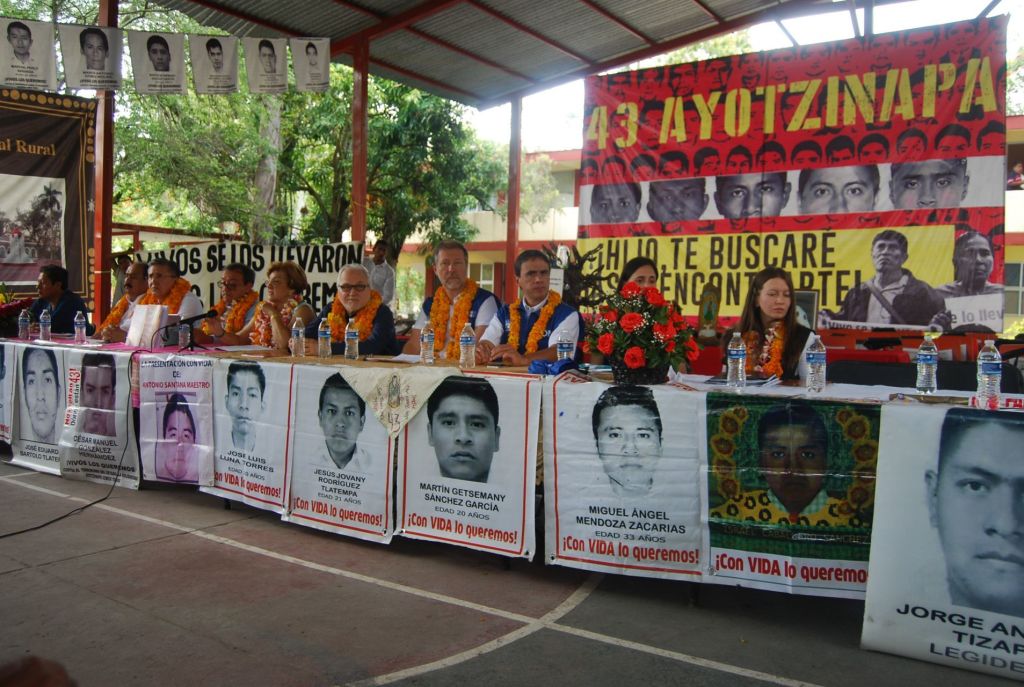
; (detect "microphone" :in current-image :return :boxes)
[176,309,219,326]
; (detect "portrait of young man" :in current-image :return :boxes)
[21,347,60,444]
[80,353,116,437]
[224,360,266,453]
[316,373,369,472]
[591,385,663,497]
[426,376,501,483]
[926,409,1024,616]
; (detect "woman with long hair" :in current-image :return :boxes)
[723,267,812,380]
[616,256,659,291]
[213,261,315,354]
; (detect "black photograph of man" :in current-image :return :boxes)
[79,353,116,437]
[20,347,61,445]
[591,385,663,497]
[315,373,369,472]
[426,376,501,483]
[926,408,1024,617]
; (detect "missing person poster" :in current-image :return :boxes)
[127,30,185,95]
[577,17,1008,332]
[58,348,139,488]
[10,343,65,474]
[139,354,214,484]
[58,24,123,90]
[0,341,15,445]
[862,404,1024,680]
[544,375,703,578]
[243,37,286,94]
[1,18,57,90]
[284,363,394,544]
[397,372,541,559]
[201,358,292,513]
[190,34,238,94]
[704,395,877,598]
[290,37,329,92]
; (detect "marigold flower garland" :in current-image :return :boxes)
[329,290,382,342]
[428,279,479,360]
[100,294,132,330]
[138,277,192,313]
[249,298,298,348]
[744,321,784,378]
[508,291,561,353]
[202,289,259,335]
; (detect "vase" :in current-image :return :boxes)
[609,358,670,385]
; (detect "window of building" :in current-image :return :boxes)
[470,263,494,292]
[1006,262,1023,316]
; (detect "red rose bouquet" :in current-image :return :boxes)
[585,283,698,373]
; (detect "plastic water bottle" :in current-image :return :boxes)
[318,318,332,358]
[556,330,574,361]
[915,334,938,395]
[344,320,359,360]
[420,324,435,365]
[38,308,51,341]
[73,311,88,343]
[726,332,745,388]
[805,334,827,393]
[18,309,30,339]
[291,318,305,358]
[177,323,191,349]
[976,339,1001,410]
[459,322,476,368]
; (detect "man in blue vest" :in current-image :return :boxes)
[476,249,581,366]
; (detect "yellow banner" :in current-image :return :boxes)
[579,225,954,316]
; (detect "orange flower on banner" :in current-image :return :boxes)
[623,346,646,369]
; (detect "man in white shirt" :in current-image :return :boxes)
[365,240,395,307]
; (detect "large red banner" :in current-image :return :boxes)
[579,17,1007,331]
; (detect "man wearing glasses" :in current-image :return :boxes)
[303,264,398,356]
[101,258,203,342]
[197,263,259,345]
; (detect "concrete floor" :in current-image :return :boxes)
[0,460,1014,687]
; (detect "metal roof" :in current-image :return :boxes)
[155,0,848,108]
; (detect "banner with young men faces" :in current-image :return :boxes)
[127,30,186,95]
[201,358,293,513]
[59,348,139,489]
[58,24,122,90]
[137,240,364,319]
[1,18,57,90]
[138,354,214,485]
[577,17,1007,332]
[863,404,1024,680]
[10,343,65,474]
[0,342,15,445]
[190,34,238,95]
[397,372,541,559]
[290,38,330,93]
[704,395,877,598]
[544,375,703,578]
[243,37,287,94]
[284,363,396,544]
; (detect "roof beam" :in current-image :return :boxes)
[466,0,595,65]
[847,0,861,38]
[689,0,724,24]
[977,0,1001,18]
[775,18,798,46]
[372,56,481,101]
[406,28,538,84]
[178,0,303,36]
[576,0,656,46]
[481,0,823,108]
[330,0,463,56]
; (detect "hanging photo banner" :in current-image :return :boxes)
[128,30,186,95]
[863,404,1024,680]
[396,372,540,559]
[58,24,122,90]
[137,240,364,316]
[290,37,329,92]
[201,358,292,512]
[704,394,877,598]
[284,363,395,544]
[138,354,214,484]
[0,18,57,90]
[577,17,1008,333]
[0,341,15,445]
[10,343,65,475]
[243,37,287,94]
[58,348,139,489]
[190,34,238,95]
[544,375,704,578]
